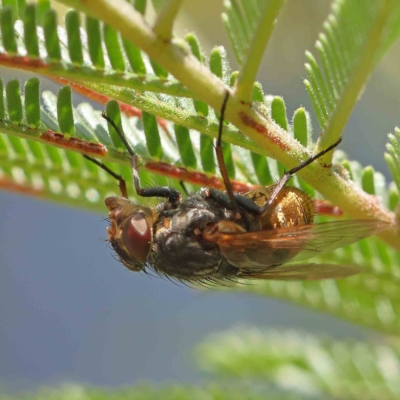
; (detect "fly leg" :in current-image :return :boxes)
[83,155,128,198]
[258,137,342,214]
[85,112,181,204]
[214,91,238,211]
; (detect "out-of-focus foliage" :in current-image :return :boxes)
[198,327,400,400]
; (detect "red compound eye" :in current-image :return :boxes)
[121,213,151,262]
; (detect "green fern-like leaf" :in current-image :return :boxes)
[0,1,189,96]
[223,0,285,102]
[0,76,267,210]
[304,0,400,155]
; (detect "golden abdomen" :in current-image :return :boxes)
[245,185,314,231]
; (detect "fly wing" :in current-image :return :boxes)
[243,263,361,280]
[204,219,389,269]
[289,219,389,262]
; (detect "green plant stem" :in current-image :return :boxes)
[153,0,182,41]
[233,0,285,103]
[54,0,399,250]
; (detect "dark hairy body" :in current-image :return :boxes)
[87,93,388,285]
[105,182,360,284]
[154,185,313,281]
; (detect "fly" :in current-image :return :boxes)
[84,92,389,284]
